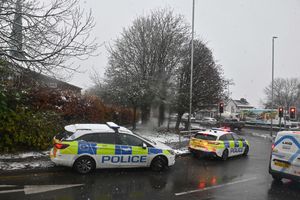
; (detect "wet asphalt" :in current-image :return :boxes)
[0,130,300,200]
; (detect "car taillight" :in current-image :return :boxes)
[54,143,70,149]
[208,141,220,145]
[271,144,275,150]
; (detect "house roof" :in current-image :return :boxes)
[230,98,254,109]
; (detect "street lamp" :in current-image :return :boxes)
[188,0,195,132]
[270,36,278,137]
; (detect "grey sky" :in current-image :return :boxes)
[70,0,300,107]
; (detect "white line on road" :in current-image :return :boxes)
[175,177,257,196]
[0,184,83,195]
[0,189,24,194]
[0,185,17,188]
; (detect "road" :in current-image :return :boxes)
[0,130,299,200]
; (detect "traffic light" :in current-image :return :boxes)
[219,102,224,113]
[290,107,296,119]
[278,107,283,118]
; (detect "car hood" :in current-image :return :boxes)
[151,141,174,150]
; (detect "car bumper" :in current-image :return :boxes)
[269,167,300,182]
[50,148,75,167]
[167,155,176,166]
[189,147,218,157]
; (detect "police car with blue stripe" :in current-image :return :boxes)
[50,122,176,174]
[269,131,300,182]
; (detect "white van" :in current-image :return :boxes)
[269,131,300,182]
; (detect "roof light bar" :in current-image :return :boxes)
[106,122,120,133]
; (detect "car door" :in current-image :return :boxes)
[116,133,149,168]
[224,134,236,157]
[94,133,119,168]
[229,133,244,156]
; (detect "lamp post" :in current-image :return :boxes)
[270,36,278,137]
[188,0,195,133]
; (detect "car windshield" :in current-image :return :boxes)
[134,132,157,145]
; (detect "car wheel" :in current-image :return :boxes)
[73,156,96,174]
[151,156,168,172]
[243,145,249,156]
[221,149,229,161]
[272,174,282,182]
[190,150,200,158]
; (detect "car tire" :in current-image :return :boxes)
[221,149,229,161]
[73,156,96,174]
[191,150,200,158]
[243,145,249,156]
[151,156,168,172]
[272,174,282,182]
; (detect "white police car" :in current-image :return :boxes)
[50,122,176,174]
[189,128,250,160]
[269,131,300,182]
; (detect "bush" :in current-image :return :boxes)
[0,108,62,152]
[0,85,137,152]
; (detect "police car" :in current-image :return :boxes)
[269,131,300,182]
[50,122,176,174]
[188,128,249,160]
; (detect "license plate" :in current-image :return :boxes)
[274,161,290,168]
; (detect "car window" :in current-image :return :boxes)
[77,133,115,144]
[117,134,144,146]
[225,134,234,141]
[231,133,241,140]
[77,134,98,143]
[194,133,217,141]
[219,135,227,141]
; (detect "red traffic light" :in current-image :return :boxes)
[219,102,224,113]
[290,107,296,119]
[278,107,283,118]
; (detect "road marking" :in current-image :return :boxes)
[175,177,257,196]
[0,185,17,188]
[0,184,83,195]
[0,189,24,194]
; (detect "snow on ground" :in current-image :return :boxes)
[0,151,49,160]
[134,129,190,144]
[0,160,54,171]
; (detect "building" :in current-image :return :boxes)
[225,98,255,114]
[1,61,81,94]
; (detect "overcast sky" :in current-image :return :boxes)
[69,0,300,108]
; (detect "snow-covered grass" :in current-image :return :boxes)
[0,151,49,160]
[0,160,54,170]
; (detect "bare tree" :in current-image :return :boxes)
[264,77,300,113]
[0,0,98,75]
[105,9,189,124]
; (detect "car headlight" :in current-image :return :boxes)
[167,150,175,155]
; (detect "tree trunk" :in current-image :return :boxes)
[141,105,150,124]
[132,106,137,130]
[175,113,183,131]
[158,103,165,127]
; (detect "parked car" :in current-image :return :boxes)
[50,122,176,174]
[218,118,245,131]
[200,117,217,126]
[182,113,196,122]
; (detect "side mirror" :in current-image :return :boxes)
[142,142,147,149]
